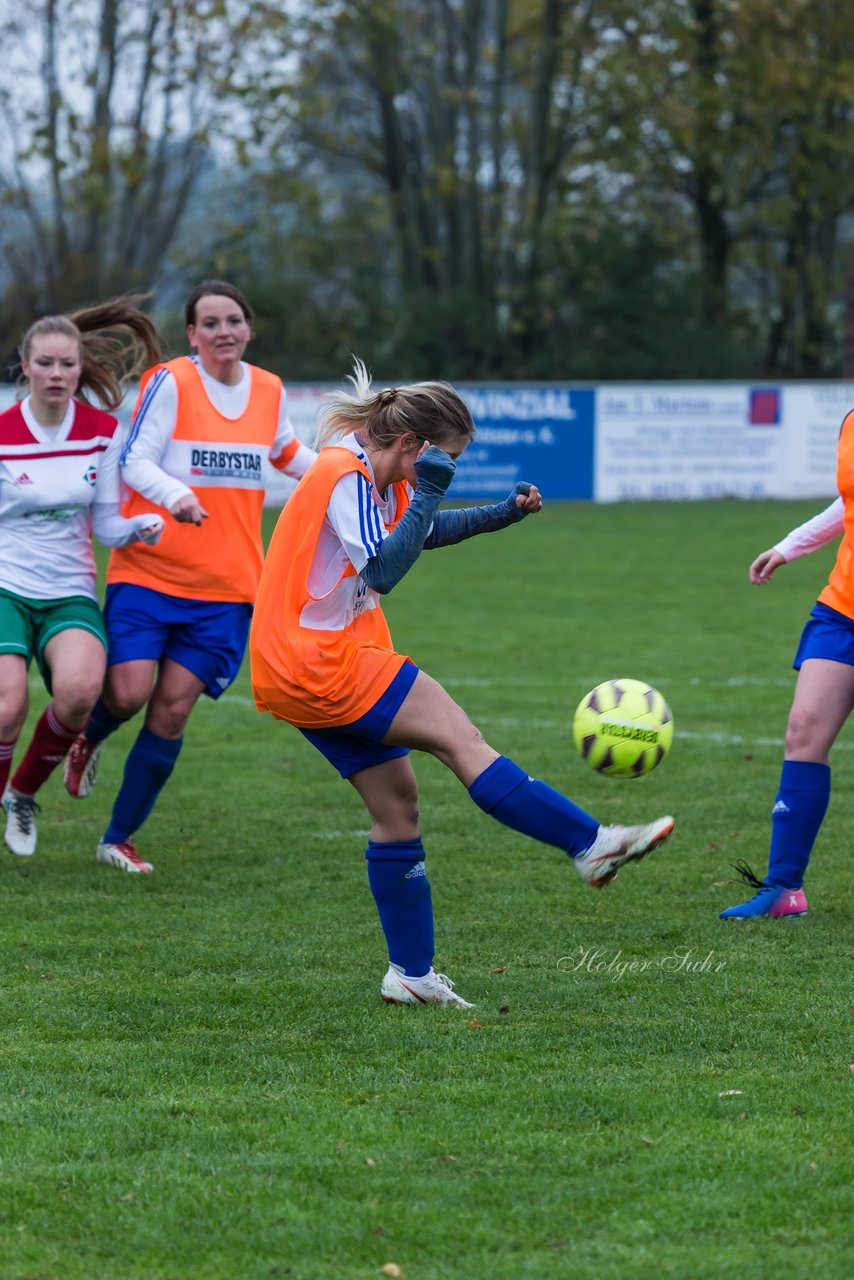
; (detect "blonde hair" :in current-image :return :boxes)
[19,296,162,411]
[316,357,475,451]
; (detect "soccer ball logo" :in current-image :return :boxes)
[573,679,673,778]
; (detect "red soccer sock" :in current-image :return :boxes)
[10,705,78,796]
[0,739,16,795]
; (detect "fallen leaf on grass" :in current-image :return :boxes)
[848,1064,854,1073]
[718,1090,744,1098]
[119,1193,134,1202]
[739,1112,749,1120]
[708,842,723,851]
[380,1265,404,1278]
[713,880,731,888]
[490,965,507,974]
[440,1154,457,1161]
[366,1157,376,1166]
[467,1019,482,1029]
[641,1137,655,1145]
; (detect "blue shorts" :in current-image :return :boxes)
[104,582,252,700]
[793,602,854,670]
[299,661,420,778]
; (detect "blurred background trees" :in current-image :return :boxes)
[2,0,853,381]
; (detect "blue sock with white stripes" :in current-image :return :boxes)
[103,728,182,844]
[84,697,131,745]
[366,838,434,977]
[468,755,599,855]
[766,760,830,889]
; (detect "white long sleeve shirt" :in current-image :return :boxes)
[774,498,844,562]
[120,357,316,508]
[0,397,161,601]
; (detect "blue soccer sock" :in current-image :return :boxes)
[468,755,599,856]
[366,838,434,977]
[85,697,132,745]
[102,728,183,845]
[766,759,831,889]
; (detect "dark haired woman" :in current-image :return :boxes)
[64,280,317,873]
[1,302,163,858]
[250,359,674,1007]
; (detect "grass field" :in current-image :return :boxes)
[1,500,852,1280]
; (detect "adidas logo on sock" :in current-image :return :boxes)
[404,861,426,880]
[772,800,790,815]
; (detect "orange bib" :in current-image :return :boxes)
[251,446,411,727]
[819,408,854,619]
[108,357,282,602]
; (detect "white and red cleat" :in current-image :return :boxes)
[64,736,103,798]
[574,815,675,888]
[96,839,153,874]
[381,963,474,1008]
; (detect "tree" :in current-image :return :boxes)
[236,0,619,377]
[0,0,259,365]
[594,0,854,375]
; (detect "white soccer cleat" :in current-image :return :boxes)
[63,736,103,798]
[381,963,474,1008]
[3,787,39,857]
[574,815,675,888]
[96,839,154,874]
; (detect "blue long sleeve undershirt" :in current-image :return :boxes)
[424,485,532,549]
[359,479,533,595]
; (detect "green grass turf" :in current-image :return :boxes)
[1,501,852,1279]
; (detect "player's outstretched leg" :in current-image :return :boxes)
[468,755,675,887]
[573,815,675,888]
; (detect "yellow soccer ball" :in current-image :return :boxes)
[573,678,674,778]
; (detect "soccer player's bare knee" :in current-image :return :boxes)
[146,696,193,739]
[386,772,420,827]
[107,686,147,720]
[0,696,27,742]
[785,706,825,757]
[368,795,420,832]
[434,717,493,774]
[351,758,419,831]
[53,680,101,726]
[104,668,149,720]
